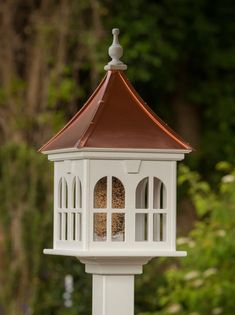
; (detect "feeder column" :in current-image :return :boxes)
[93,274,134,315]
[80,257,152,315]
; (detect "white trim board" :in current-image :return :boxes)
[43,248,187,257]
[46,150,186,162]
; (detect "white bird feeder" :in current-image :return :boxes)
[39,28,192,315]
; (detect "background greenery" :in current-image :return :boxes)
[0,0,234,314]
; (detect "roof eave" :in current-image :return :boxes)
[41,147,192,155]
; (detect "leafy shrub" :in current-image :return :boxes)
[137,163,235,315]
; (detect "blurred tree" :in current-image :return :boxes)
[0,1,104,313]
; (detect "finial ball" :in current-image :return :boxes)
[112,28,120,35]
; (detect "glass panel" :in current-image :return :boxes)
[153,213,167,241]
[72,213,76,240]
[73,179,76,208]
[65,181,68,208]
[94,177,107,208]
[64,212,68,240]
[153,178,166,209]
[135,213,148,241]
[112,213,125,241]
[112,177,125,208]
[93,213,107,241]
[72,177,82,209]
[162,185,167,209]
[136,178,148,209]
[79,180,82,208]
[58,212,62,240]
[62,179,68,209]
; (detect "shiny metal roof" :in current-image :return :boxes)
[39,70,192,152]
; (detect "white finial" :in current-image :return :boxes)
[104,28,127,71]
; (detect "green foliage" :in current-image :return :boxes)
[48,72,80,109]
[0,143,52,313]
[0,144,92,315]
[136,164,235,315]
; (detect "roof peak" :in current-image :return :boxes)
[104,28,127,71]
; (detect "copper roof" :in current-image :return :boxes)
[39,70,192,152]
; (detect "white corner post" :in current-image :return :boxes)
[79,257,152,315]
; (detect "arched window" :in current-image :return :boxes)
[94,177,107,208]
[153,177,166,209]
[135,177,167,242]
[136,177,148,209]
[72,176,82,209]
[93,177,108,241]
[153,178,166,242]
[135,177,148,241]
[93,176,125,242]
[112,177,125,208]
[57,176,82,242]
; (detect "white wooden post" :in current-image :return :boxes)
[80,257,152,315]
[92,275,134,315]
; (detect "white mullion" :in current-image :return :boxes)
[91,208,106,212]
[83,159,90,249]
[93,208,127,213]
[152,209,167,214]
[107,176,112,242]
[110,209,126,214]
[76,177,82,241]
[54,172,60,245]
[107,176,112,209]
[135,209,149,214]
[148,177,154,241]
[170,161,177,249]
[65,176,71,241]
[148,176,154,210]
[91,210,94,242]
